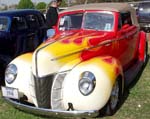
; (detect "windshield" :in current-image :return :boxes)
[59,13,83,31]
[0,17,9,31]
[59,12,114,31]
[83,12,114,31]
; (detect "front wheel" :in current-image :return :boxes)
[102,78,123,116]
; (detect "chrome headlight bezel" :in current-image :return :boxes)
[5,64,17,84]
[79,71,96,96]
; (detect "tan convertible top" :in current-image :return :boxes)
[60,3,139,26]
[63,3,131,12]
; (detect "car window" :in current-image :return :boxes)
[37,14,45,26]
[59,13,83,31]
[83,12,114,31]
[26,14,40,29]
[120,12,132,26]
[0,17,9,31]
[118,15,122,30]
[11,16,28,31]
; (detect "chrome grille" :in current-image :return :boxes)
[30,74,54,108]
[51,73,66,110]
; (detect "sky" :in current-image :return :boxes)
[0,0,50,6]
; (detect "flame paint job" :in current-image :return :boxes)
[32,30,118,77]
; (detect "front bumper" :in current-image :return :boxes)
[4,98,99,118]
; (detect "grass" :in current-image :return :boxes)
[0,35,150,119]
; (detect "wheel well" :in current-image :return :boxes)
[117,75,124,95]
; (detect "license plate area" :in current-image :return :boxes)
[1,86,19,99]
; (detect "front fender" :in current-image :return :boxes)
[60,56,123,111]
[5,53,33,103]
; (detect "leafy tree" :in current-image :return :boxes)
[60,0,68,7]
[35,2,46,11]
[17,0,34,9]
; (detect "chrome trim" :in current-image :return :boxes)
[31,74,54,108]
[51,39,114,61]
[51,73,67,110]
[4,98,99,118]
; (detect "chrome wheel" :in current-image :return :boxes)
[103,78,122,116]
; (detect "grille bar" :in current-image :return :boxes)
[51,73,66,110]
[30,74,54,108]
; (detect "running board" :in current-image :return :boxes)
[124,60,144,87]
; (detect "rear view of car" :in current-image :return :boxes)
[137,1,150,32]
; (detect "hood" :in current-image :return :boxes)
[32,30,114,77]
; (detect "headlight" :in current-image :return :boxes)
[5,64,17,84]
[79,71,96,96]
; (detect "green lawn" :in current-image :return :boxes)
[0,37,150,119]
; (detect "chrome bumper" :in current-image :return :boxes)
[4,98,99,118]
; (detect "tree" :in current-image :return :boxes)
[35,2,46,11]
[60,0,68,7]
[17,0,34,9]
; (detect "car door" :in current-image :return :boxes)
[25,14,45,50]
[37,13,46,42]
[10,16,29,56]
[116,12,138,69]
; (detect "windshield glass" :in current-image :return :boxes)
[59,12,114,31]
[0,17,9,31]
[59,13,83,31]
[83,12,114,31]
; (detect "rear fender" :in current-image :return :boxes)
[139,31,147,61]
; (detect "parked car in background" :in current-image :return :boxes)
[0,9,46,85]
[1,3,147,118]
[137,1,150,32]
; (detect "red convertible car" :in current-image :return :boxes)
[1,3,148,118]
